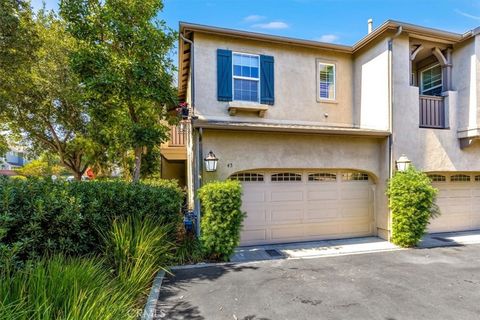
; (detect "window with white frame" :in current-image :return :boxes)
[421,64,442,96]
[318,62,335,100]
[233,53,260,102]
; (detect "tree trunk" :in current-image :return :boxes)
[133,146,142,182]
[75,171,83,181]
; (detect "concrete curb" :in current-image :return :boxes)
[170,246,405,270]
[141,270,165,320]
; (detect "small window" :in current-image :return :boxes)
[233,53,260,102]
[342,172,369,181]
[475,175,480,182]
[428,174,446,182]
[318,62,335,100]
[230,172,264,182]
[271,173,302,182]
[420,64,442,96]
[450,174,470,182]
[308,173,337,182]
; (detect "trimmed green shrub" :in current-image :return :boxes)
[198,180,244,261]
[387,167,438,247]
[0,178,183,261]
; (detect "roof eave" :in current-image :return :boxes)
[179,22,353,53]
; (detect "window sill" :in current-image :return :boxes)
[228,102,269,117]
[316,99,338,104]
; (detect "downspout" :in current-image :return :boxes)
[180,32,202,236]
[387,26,402,240]
[387,26,402,179]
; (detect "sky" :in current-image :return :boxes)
[32,0,480,46]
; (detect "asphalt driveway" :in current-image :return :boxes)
[155,244,480,320]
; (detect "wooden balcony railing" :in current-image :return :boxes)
[419,95,445,129]
[168,125,186,147]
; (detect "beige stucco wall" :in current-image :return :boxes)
[392,35,480,172]
[454,36,479,132]
[193,33,355,127]
[200,129,390,234]
[353,37,391,131]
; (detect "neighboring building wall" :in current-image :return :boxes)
[5,150,26,167]
[193,33,355,127]
[161,158,186,187]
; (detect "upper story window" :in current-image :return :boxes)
[420,64,442,96]
[233,53,260,102]
[318,62,335,100]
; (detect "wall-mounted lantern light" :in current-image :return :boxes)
[396,154,411,172]
[204,151,218,172]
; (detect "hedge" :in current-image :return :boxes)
[386,167,439,247]
[0,178,183,262]
[198,180,244,261]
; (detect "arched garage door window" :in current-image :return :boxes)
[229,172,264,182]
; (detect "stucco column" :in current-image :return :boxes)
[445,48,453,92]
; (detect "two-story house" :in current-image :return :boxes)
[172,19,480,246]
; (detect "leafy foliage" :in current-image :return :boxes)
[387,167,439,247]
[0,134,8,158]
[0,178,183,261]
[15,153,70,177]
[198,180,245,261]
[0,8,95,180]
[60,0,178,181]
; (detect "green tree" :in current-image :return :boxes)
[60,0,178,182]
[16,152,70,177]
[0,7,95,180]
[0,134,8,157]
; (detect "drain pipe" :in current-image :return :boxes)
[386,26,402,240]
[387,26,403,178]
[180,32,202,236]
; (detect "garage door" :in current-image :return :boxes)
[428,173,480,233]
[230,170,375,246]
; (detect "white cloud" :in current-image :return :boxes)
[243,15,265,23]
[252,21,289,30]
[455,9,480,20]
[315,34,339,43]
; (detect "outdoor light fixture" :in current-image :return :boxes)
[396,154,411,172]
[204,151,218,172]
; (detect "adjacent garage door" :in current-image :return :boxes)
[231,170,375,246]
[428,173,480,233]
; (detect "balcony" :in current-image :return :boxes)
[160,125,187,160]
[167,125,186,147]
[419,95,446,129]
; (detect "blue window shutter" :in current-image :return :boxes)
[260,55,274,105]
[217,49,232,101]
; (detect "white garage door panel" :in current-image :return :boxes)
[238,171,374,246]
[428,174,480,233]
[271,207,303,223]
